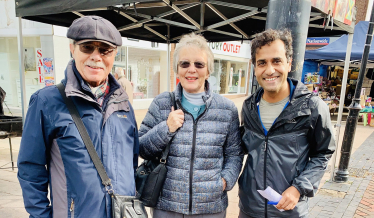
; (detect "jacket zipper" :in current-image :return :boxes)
[189,123,197,212]
[176,100,208,213]
[70,198,75,218]
[264,139,268,218]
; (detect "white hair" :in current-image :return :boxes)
[114,67,125,78]
[173,33,214,75]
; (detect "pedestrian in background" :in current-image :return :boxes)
[17,16,138,218]
[139,33,243,218]
[114,67,133,104]
[239,29,335,218]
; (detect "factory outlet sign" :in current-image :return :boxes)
[208,41,251,59]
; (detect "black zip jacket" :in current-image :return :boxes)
[238,79,335,218]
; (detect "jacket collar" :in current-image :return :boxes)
[61,60,128,106]
[254,78,296,103]
[251,78,310,107]
[174,80,213,105]
[244,78,312,134]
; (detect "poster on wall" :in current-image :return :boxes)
[43,58,55,86]
[36,48,44,84]
[24,47,36,71]
[310,0,355,25]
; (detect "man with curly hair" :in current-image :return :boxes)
[238,29,335,218]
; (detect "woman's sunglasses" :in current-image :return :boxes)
[78,43,116,57]
[178,61,206,69]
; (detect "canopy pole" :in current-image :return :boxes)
[17,17,26,125]
[167,25,171,92]
[330,33,354,182]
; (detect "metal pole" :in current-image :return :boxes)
[17,17,27,124]
[330,33,354,181]
[266,0,311,80]
[200,2,205,27]
[335,4,374,182]
[167,25,171,92]
[9,138,14,171]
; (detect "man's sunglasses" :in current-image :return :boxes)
[178,61,206,69]
[78,43,116,56]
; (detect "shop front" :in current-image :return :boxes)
[0,4,56,110]
[208,41,252,97]
[109,39,168,109]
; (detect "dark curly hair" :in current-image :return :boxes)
[251,29,293,65]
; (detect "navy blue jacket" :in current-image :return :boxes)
[17,60,139,218]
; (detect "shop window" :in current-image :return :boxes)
[127,47,161,99]
[209,58,248,94]
[0,36,42,107]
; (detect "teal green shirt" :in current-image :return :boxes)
[181,94,206,120]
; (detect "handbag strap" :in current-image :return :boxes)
[160,92,176,162]
[56,83,113,193]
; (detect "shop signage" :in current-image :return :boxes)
[36,48,44,84]
[208,41,251,59]
[209,42,241,54]
[306,38,330,45]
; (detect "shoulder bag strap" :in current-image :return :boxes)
[160,92,176,162]
[56,83,113,191]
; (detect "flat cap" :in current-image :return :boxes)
[67,16,122,46]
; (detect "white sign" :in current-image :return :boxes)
[208,41,251,59]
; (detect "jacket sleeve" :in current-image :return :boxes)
[139,95,175,160]
[17,93,52,218]
[221,105,244,191]
[131,104,139,177]
[292,98,335,197]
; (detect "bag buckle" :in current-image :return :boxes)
[133,199,143,215]
[160,158,166,164]
[105,184,114,195]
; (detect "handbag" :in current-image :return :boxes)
[135,92,176,207]
[56,83,147,218]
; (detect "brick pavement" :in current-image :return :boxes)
[354,175,374,217]
[308,131,374,218]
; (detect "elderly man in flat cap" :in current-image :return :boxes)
[17,16,138,218]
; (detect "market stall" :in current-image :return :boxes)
[305,21,374,120]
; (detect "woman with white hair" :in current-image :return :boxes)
[114,67,133,104]
[139,33,243,218]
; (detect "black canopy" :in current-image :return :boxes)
[15,0,353,43]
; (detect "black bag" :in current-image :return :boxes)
[135,92,176,207]
[56,83,147,218]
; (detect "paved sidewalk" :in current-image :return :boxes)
[308,131,374,218]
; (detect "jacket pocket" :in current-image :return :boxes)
[69,198,75,218]
[295,131,310,176]
[219,177,224,192]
